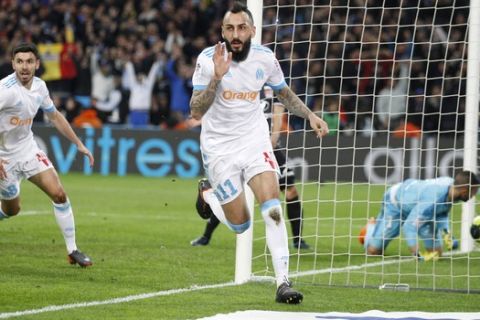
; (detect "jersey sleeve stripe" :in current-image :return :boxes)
[193,85,207,90]
[201,46,215,58]
[42,105,56,113]
[267,81,287,91]
[252,44,274,54]
[4,78,17,88]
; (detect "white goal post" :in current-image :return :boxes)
[462,1,480,253]
[234,0,264,285]
[235,0,480,292]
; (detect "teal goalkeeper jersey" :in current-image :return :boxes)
[393,177,452,226]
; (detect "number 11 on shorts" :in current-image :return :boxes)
[213,179,238,202]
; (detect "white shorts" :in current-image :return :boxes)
[202,140,279,205]
[0,149,53,200]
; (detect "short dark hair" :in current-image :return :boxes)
[228,1,254,25]
[12,43,40,60]
[454,170,480,187]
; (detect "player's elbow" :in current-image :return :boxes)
[190,109,202,121]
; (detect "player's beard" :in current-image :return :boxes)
[225,38,252,62]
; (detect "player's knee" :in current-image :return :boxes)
[261,199,283,226]
[1,199,21,216]
[5,206,20,217]
[228,220,251,234]
[51,190,68,204]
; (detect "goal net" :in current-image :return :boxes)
[247,0,480,292]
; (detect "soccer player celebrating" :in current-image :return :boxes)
[191,86,310,250]
[190,2,328,304]
[0,43,94,267]
[359,171,479,261]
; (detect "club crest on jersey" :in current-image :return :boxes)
[222,90,258,101]
[256,68,264,80]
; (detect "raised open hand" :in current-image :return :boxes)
[212,42,232,80]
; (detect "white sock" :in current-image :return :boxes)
[53,199,77,254]
[261,199,289,287]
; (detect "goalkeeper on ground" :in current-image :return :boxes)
[359,171,479,261]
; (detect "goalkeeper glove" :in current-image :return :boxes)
[418,250,439,262]
[442,229,458,250]
[442,229,454,250]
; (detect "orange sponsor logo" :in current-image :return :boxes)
[10,116,33,126]
[222,90,258,102]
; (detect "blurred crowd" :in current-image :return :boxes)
[0,0,470,136]
[0,0,227,129]
[264,0,469,137]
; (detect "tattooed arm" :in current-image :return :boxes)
[190,79,221,120]
[190,42,232,120]
[277,86,330,137]
[277,86,314,118]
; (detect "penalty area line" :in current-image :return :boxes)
[0,282,237,319]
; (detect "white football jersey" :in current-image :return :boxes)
[0,73,55,160]
[192,43,286,156]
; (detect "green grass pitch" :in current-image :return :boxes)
[0,174,478,319]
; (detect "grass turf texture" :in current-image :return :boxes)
[0,174,478,319]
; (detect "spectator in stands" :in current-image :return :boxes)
[73,46,92,104]
[0,1,469,135]
[375,61,410,132]
[424,84,442,133]
[312,97,340,136]
[165,21,185,55]
[123,55,162,127]
[59,42,79,94]
[165,45,193,128]
[94,75,123,124]
[407,88,426,130]
[0,51,12,79]
[90,47,114,105]
[62,96,81,123]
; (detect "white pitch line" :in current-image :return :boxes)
[0,282,237,319]
[0,258,411,318]
[1,252,472,319]
[18,210,51,216]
